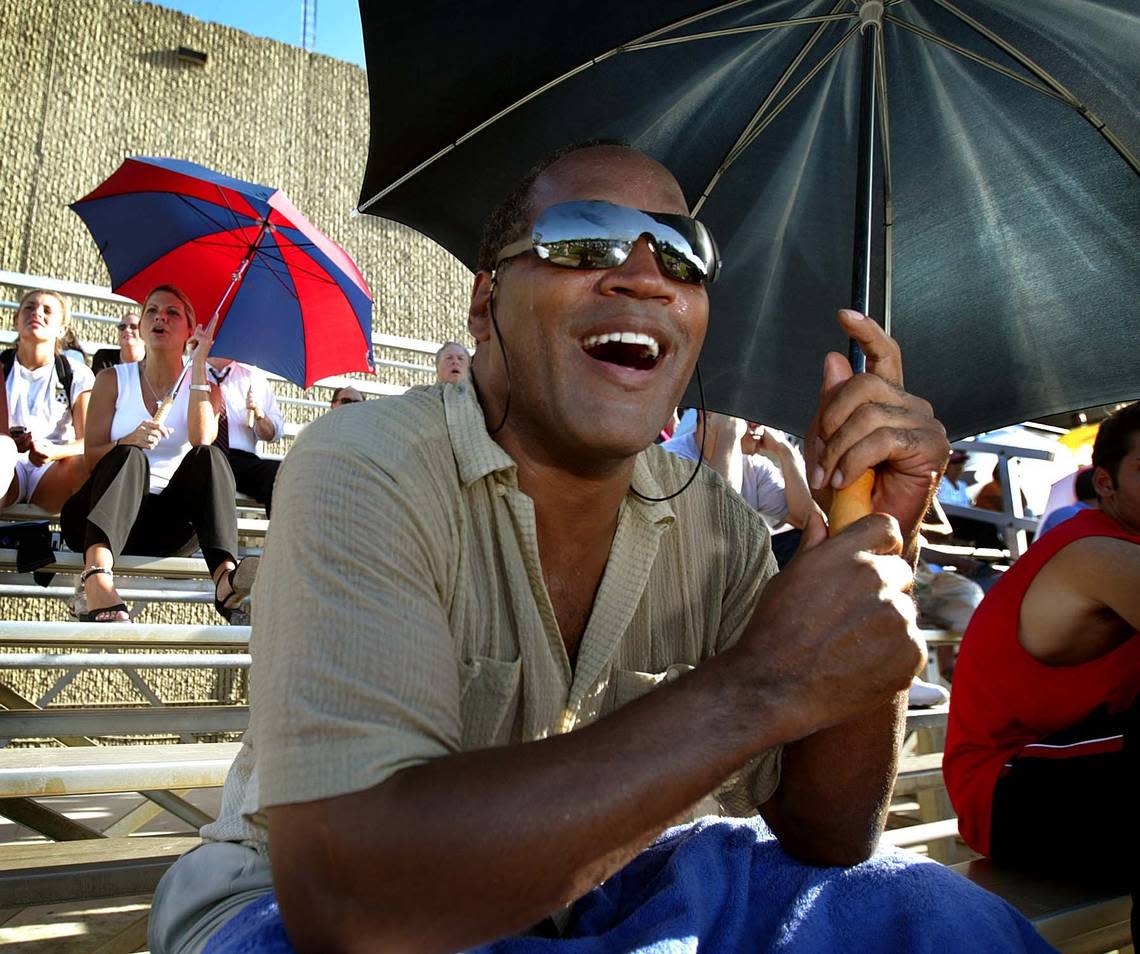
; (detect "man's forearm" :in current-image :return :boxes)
[760,691,906,866]
[270,650,791,954]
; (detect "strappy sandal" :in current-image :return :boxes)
[214,556,259,622]
[77,566,130,623]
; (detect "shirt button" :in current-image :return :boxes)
[494,484,507,497]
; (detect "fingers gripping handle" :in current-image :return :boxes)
[828,470,875,535]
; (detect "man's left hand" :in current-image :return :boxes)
[806,309,949,547]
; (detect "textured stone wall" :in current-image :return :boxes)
[0,0,471,346]
[0,1,471,712]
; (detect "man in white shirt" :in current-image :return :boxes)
[206,358,284,516]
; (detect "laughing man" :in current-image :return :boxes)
[150,144,1051,953]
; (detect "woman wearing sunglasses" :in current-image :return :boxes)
[0,289,95,514]
[60,285,251,622]
[91,312,145,374]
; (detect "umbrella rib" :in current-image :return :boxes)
[250,243,341,287]
[357,0,848,212]
[172,193,256,241]
[927,0,1140,176]
[623,12,855,52]
[692,0,851,216]
[884,15,1070,108]
[694,21,860,213]
[212,182,252,233]
[875,25,893,337]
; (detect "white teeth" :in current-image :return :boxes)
[582,331,660,359]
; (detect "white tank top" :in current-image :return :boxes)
[110,362,193,493]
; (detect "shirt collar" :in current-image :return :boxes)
[444,380,675,526]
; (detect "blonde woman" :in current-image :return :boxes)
[1,289,93,512]
[60,285,252,622]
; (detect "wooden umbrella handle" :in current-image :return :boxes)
[152,395,174,426]
[829,469,875,535]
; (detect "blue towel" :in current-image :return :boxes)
[203,816,1056,953]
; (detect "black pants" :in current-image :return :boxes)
[61,445,238,576]
[225,448,279,516]
[990,704,1137,943]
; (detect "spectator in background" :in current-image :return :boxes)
[207,357,283,517]
[60,285,249,623]
[0,289,94,513]
[936,449,971,506]
[0,380,19,506]
[1037,466,1097,536]
[974,464,1028,515]
[434,341,471,383]
[329,385,364,408]
[937,449,1003,549]
[92,312,145,374]
[662,410,815,566]
[945,401,1140,943]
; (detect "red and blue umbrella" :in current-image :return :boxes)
[71,156,374,388]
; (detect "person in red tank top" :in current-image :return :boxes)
[945,402,1140,944]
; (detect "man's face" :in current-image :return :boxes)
[476,147,709,463]
[1096,432,1140,533]
[436,344,470,383]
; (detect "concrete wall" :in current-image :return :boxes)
[0,0,471,345]
[0,0,471,702]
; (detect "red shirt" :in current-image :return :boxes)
[944,509,1140,856]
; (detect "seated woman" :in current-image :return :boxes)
[0,289,94,512]
[60,285,252,622]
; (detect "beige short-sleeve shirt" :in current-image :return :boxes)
[201,379,781,849]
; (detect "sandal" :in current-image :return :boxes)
[214,556,259,622]
[77,566,131,623]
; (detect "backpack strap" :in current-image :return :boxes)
[54,353,75,415]
[0,349,15,380]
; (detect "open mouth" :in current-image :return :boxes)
[581,331,661,372]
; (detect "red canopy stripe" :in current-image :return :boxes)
[78,158,263,222]
[275,233,372,386]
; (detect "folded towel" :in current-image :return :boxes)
[203,816,1056,953]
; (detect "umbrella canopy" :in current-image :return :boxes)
[356,0,1139,440]
[72,157,374,388]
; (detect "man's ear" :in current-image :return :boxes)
[1092,465,1115,499]
[468,271,494,343]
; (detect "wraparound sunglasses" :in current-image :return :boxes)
[494,200,720,286]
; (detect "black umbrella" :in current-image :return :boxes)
[357,0,1139,441]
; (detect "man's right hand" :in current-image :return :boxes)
[732,510,922,742]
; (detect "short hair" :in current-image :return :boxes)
[330,386,364,404]
[14,289,72,355]
[143,285,196,329]
[1092,402,1140,488]
[476,138,631,274]
[435,341,468,362]
[1073,466,1096,501]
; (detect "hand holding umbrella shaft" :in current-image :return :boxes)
[808,310,949,557]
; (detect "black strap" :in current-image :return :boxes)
[0,348,75,414]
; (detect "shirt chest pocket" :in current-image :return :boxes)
[599,664,695,718]
[458,655,522,748]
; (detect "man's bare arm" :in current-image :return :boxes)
[269,516,922,954]
[768,311,948,861]
[1021,535,1140,664]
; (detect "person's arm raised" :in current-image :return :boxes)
[760,309,948,865]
